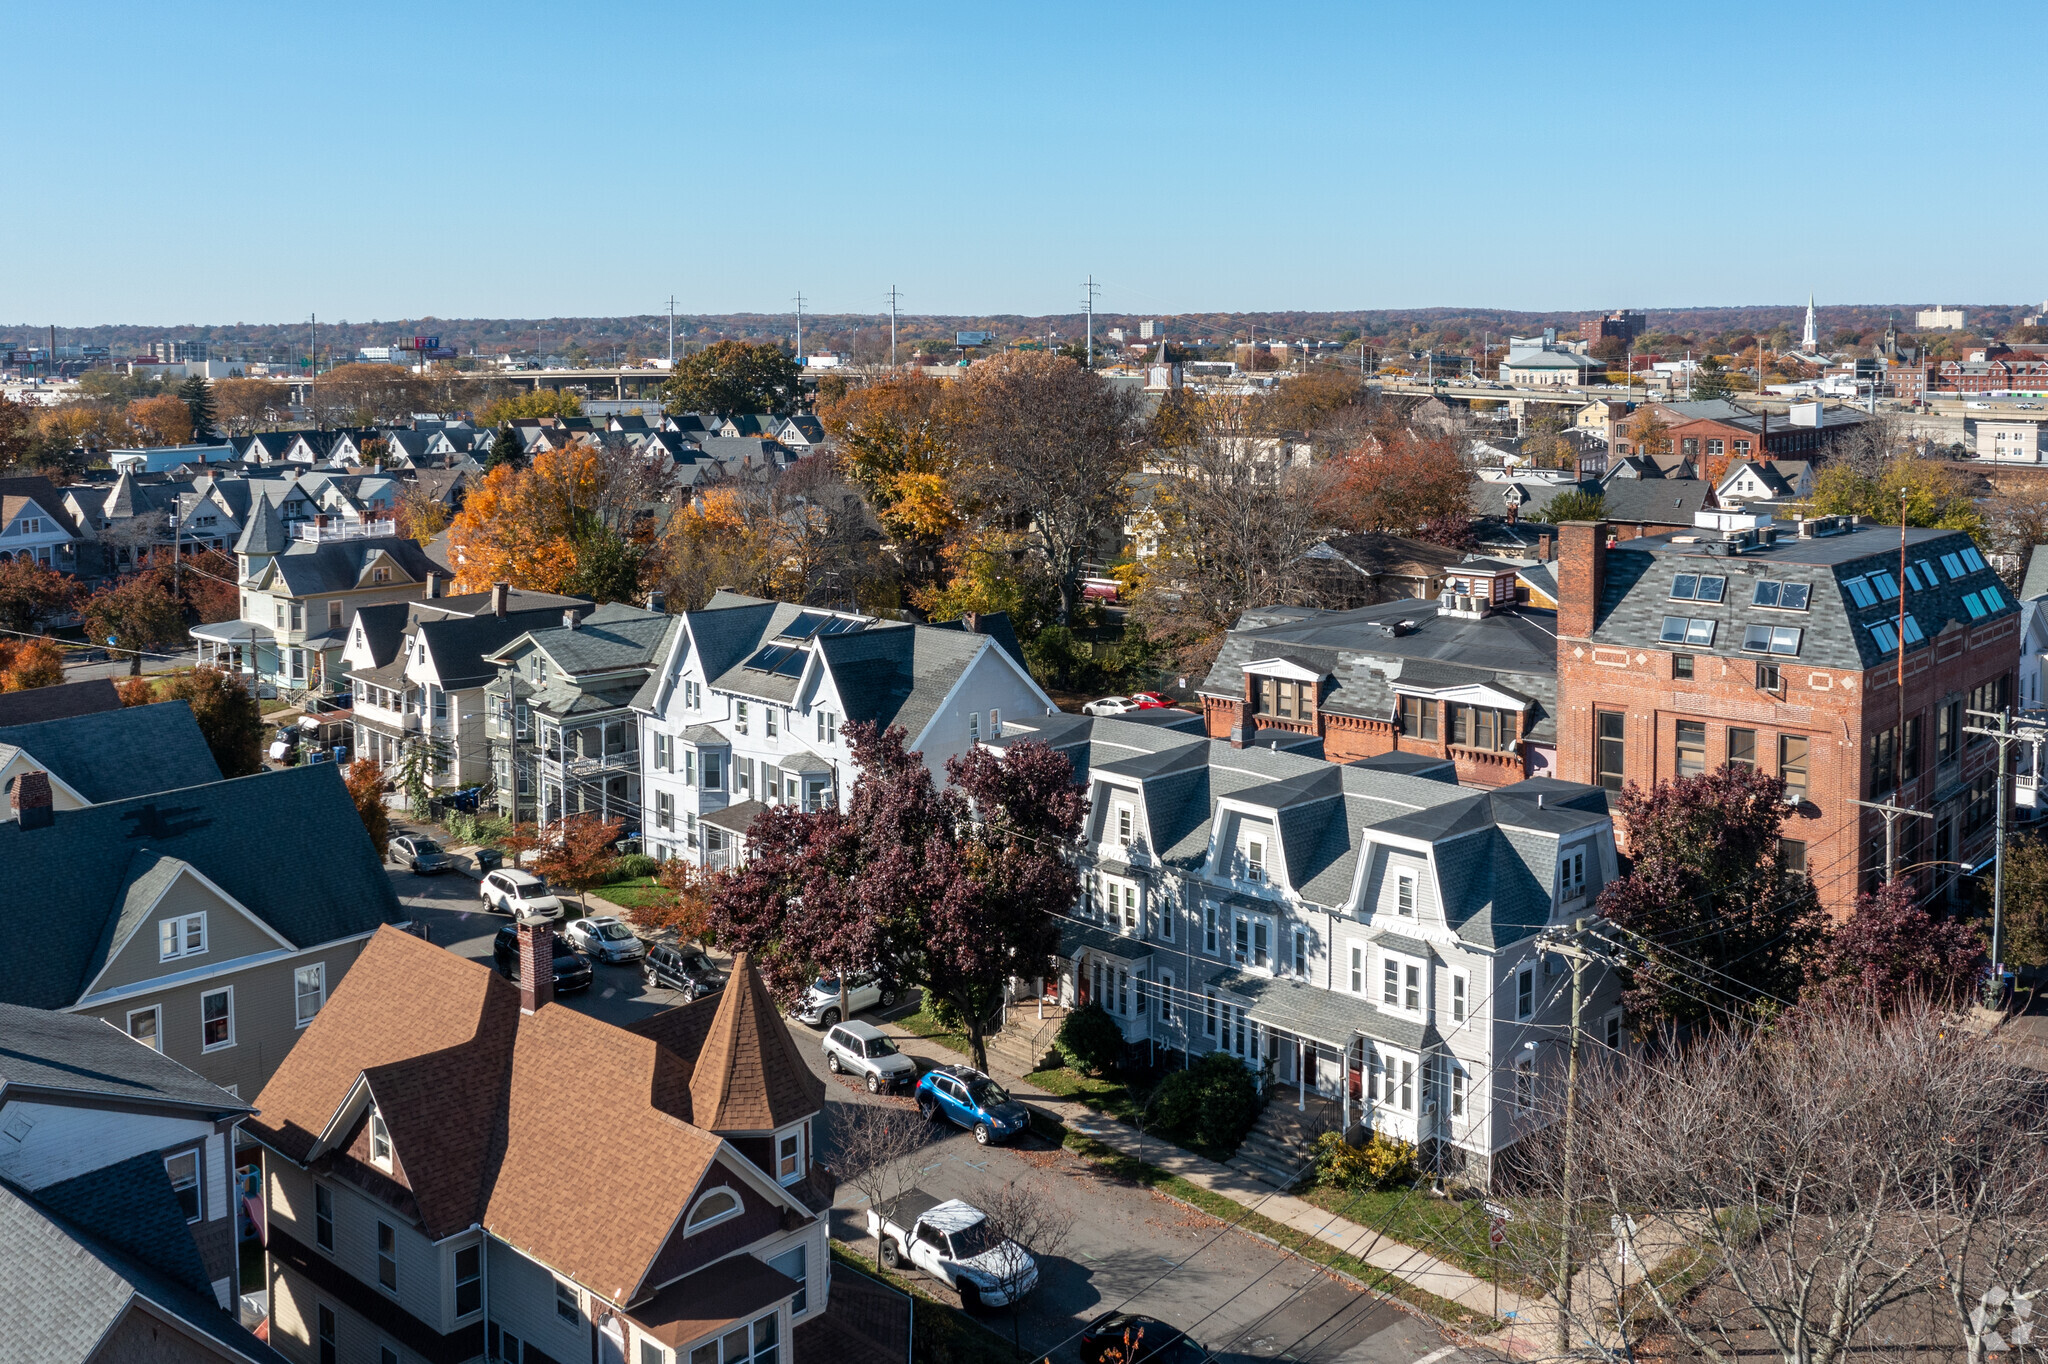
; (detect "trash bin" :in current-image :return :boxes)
[475,848,504,873]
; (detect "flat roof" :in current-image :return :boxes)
[1614,523,1961,568]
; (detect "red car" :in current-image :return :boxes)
[1130,692,1175,709]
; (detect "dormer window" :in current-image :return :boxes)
[777,1130,804,1183]
[368,1108,393,1170]
[1244,838,1266,883]
[1116,805,1133,846]
[1561,848,1587,900]
[1396,874,1416,916]
[372,566,392,584]
[685,1186,742,1233]
[1257,677,1314,720]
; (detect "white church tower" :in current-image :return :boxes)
[1801,295,1819,354]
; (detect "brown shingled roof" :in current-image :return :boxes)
[247,928,815,1307]
[688,952,827,1134]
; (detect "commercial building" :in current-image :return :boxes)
[1552,513,2019,916]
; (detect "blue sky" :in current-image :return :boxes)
[13,2,2043,324]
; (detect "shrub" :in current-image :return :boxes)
[1312,1128,1418,1192]
[1149,1052,1262,1152]
[611,853,659,881]
[445,810,512,848]
[1055,1002,1124,1075]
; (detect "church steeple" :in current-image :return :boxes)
[1801,295,1819,354]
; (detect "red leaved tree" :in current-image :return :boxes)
[1807,878,1981,1010]
[1323,426,1473,536]
[1598,764,1827,1026]
[532,814,626,910]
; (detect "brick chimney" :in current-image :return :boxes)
[11,770,53,830]
[517,914,554,1015]
[491,580,509,618]
[1229,696,1256,748]
[1556,520,1609,641]
[1537,531,1554,563]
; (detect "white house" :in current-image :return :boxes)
[635,593,1056,867]
[1715,458,1816,505]
[985,711,1624,1184]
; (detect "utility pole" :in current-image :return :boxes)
[793,292,806,362]
[1535,915,1603,1356]
[666,295,677,367]
[1850,797,1933,877]
[1964,708,2046,1009]
[1083,275,1099,367]
[887,285,900,368]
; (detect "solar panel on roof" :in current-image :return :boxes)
[773,650,808,678]
[817,615,864,636]
[775,610,833,643]
[744,644,793,673]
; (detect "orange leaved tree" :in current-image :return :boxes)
[532,814,625,911]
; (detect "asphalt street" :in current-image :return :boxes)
[384,860,1482,1364]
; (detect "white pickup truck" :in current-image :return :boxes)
[868,1189,1038,1309]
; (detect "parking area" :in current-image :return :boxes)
[382,856,1477,1364]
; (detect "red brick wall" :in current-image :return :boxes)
[1555,619,2017,918]
[1201,694,1530,786]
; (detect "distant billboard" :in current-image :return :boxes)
[422,347,458,360]
[399,336,442,352]
[956,331,994,348]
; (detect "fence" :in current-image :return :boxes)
[799,1260,911,1364]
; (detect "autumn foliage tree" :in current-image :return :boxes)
[1597,764,1828,1025]
[344,758,390,857]
[448,439,657,595]
[125,394,194,447]
[706,722,1085,1072]
[0,557,77,635]
[82,570,187,676]
[0,638,66,691]
[159,666,265,778]
[1806,878,1981,1010]
[661,340,804,417]
[816,370,963,587]
[532,813,626,910]
[1323,425,1472,538]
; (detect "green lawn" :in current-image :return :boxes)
[585,877,668,912]
[1059,1131,1501,1332]
[896,1004,971,1057]
[1296,1184,1607,1298]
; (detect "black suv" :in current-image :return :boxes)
[643,944,726,999]
[490,924,594,993]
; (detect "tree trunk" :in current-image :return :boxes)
[128,650,142,677]
[966,1010,989,1074]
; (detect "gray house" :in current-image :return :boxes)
[0,762,405,1099]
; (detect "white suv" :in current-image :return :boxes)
[479,869,565,920]
[823,1020,918,1093]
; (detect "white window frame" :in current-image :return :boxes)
[1380,951,1424,1016]
[1396,873,1415,917]
[1158,969,1174,1024]
[126,1004,162,1050]
[1115,804,1133,845]
[376,1220,399,1293]
[1203,901,1220,955]
[555,1279,580,1326]
[1450,969,1469,1024]
[1348,944,1364,994]
[766,707,779,739]
[294,962,326,1027]
[968,711,980,743]
[1515,1057,1536,1113]
[1516,965,1535,1020]
[1449,1061,1467,1117]
[158,912,207,962]
[685,1186,744,1235]
[164,1149,201,1223]
[657,791,675,831]
[1561,848,1587,899]
[1242,837,1266,883]
[777,1130,803,1184]
[1292,927,1309,978]
[368,1108,393,1170]
[200,986,234,1052]
[655,733,671,771]
[735,700,749,735]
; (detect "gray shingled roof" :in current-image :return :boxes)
[269,535,440,596]
[0,701,221,806]
[1198,599,1560,744]
[0,764,403,1010]
[0,677,120,727]
[2024,545,2048,602]
[1206,967,1438,1051]
[0,1172,287,1364]
[1599,478,1713,527]
[0,1003,250,1113]
[1588,526,2015,672]
[818,624,992,745]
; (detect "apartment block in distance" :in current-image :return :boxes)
[1553,512,2019,915]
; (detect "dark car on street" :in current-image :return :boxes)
[1079,1313,1204,1364]
[389,833,456,875]
[491,923,594,993]
[643,944,726,999]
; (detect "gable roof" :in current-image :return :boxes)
[248,929,818,1309]
[0,700,222,806]
[0,475,84,538]
[0,677,120,727]
[269,534,440,597]
[0,764,403,1010]
[0,1174,287,1364]
[0,1003,252,1115]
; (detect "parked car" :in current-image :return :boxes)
[563,916,645,963]
[793,970,900,1027]
[643,943,726,998]
[1082,696,1144,717]
[1079,1313,1205,1364]
[915,1064,1031,1145]
[1128,692,1175,709]
[823,1020,917,1093]
[490,924,593,993]
[868,1190,1038,1309]
[479,869,564,920]
[388,833,455,875]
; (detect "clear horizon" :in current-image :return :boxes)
[15,2,2042,325]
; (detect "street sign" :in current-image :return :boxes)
[1489,1219,1506,1247]
[1484,1200,1514,1221]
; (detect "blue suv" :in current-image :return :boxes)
[916,1065,1031,1146]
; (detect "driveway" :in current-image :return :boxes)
[384,860,1478,1364]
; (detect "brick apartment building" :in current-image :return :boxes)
[1196,559,1560,787]
[1662,403,1872,484]
[1553,514,2019,917]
